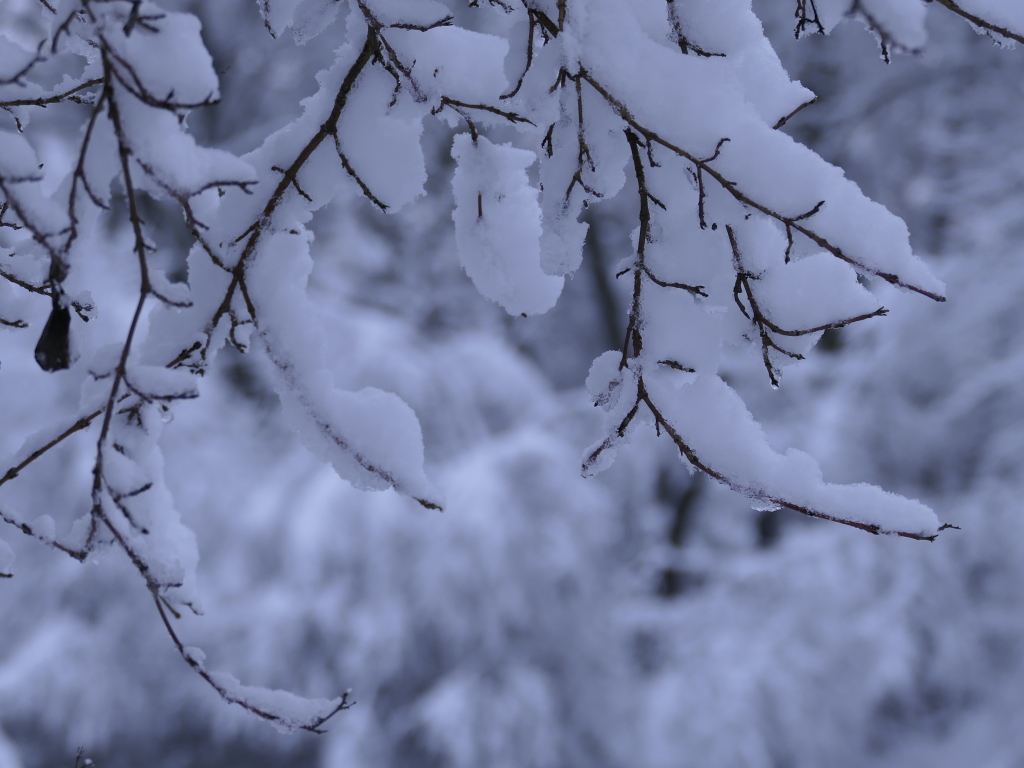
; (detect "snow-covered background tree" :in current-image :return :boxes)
[1,0,1023,766]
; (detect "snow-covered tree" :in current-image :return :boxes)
[0,0,1022,758]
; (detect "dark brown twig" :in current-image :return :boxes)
[773,96,818,130]
[582,374,947,540]
[849,0,920,62]
[727,225,886,385]
[794,0,825,38]
[930,0,1024,44]
[0,78,103,109]
[666,0,725,56]
[154,596,353,733]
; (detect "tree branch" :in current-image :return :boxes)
[930,0,1024,44]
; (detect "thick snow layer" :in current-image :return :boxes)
[248,229,440,507]
[451,134,563,316]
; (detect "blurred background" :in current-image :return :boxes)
[1,1,1023,765]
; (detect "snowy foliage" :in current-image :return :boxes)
[1,0,1023,762]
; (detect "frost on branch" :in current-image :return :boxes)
[1,0,1013,732]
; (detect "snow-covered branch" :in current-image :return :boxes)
[0,0,1016,733]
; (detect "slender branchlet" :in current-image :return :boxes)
[848,0,921,62]
[666,0,725,57]
[794,0,825,38]
[930,0,1024,45]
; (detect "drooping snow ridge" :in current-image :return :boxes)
[644,373,940,537]
[451,134,563,316]
[247,229,441,509]
[205,670,346,735]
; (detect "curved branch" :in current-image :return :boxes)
[931,0,1024,44]
[0,40,46,87]
[634,380,943,540]
[577,70,946,302]
[154,596,353,733]
[0,506,88,560]
[583,376,948,541]
[0,78,102,109]
[198,27,380,365]
[434,97,534,126]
